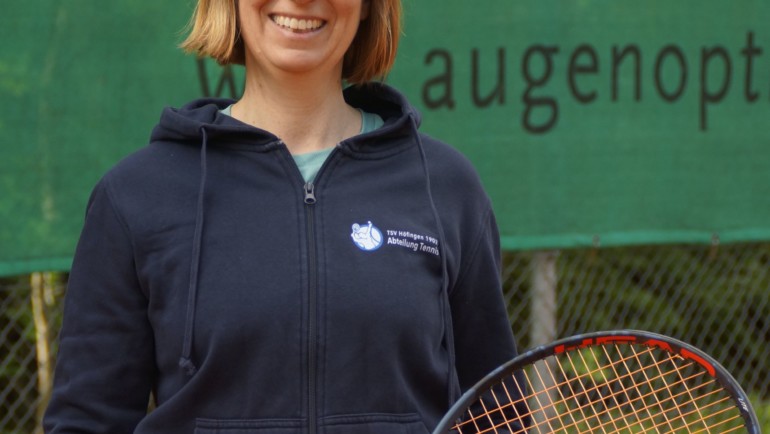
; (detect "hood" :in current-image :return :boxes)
[149,83,422,153]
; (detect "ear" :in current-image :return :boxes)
[360,0,371,20]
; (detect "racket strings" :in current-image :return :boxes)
[604,344,687,433]
[619,344,743,434]
[645,397,742,433]
[557,347,675,432]
[524,351,714,433]
[453,345,658,432]
[454,346,677,432]
[451,343,747,433]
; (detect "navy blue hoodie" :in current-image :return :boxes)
[44,84,518,434]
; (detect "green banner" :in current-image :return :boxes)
[391,1,770,251]
[2,1,770,276]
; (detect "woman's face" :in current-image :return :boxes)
[238,0,369,77]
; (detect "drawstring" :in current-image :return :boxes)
[179,126,209,377]
[408,115,460,405]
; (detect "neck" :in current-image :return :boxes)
[232,63,361,154]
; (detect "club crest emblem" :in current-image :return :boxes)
[350,221,383,251]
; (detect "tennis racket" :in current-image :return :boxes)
[434,330,760,433]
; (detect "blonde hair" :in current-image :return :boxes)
[180,0,401,84]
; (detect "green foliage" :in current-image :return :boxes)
[756,395,770,433]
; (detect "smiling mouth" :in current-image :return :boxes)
[270,15,326,33]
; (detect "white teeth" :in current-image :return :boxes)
[272,15,324,32]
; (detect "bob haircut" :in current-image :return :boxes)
[180,0,402,85]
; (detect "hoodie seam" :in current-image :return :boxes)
[450,204,494,297]
[99,176,135,248]
[99,176,145,296]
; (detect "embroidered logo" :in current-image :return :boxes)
[351,221,383,251]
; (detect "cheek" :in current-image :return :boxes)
[335,0,365,21]
[238,2,266,33]
[238,9,267,52]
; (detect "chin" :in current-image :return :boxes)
[277,62,325,74]
[262,49,342,77]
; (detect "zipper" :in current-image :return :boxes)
[282,140,334,434]
[304,181,318,434]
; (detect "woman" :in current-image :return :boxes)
[44,0,519,432]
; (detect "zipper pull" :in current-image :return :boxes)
[304,182,317,204]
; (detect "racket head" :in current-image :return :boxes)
[434,330,760,434]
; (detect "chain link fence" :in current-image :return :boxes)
[0,273,64,434]
[503,243,770,430]
[1,244,769,432]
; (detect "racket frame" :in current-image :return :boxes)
[433,329,761,434]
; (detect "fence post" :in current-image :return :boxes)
[531,251,559,346]
[529,251,560,432]
[30,272,55,434]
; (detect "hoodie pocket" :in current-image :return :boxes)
[194,418,303,433]
[321,413,430,434]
